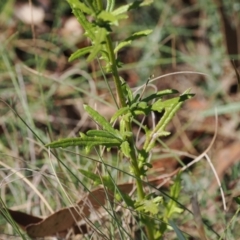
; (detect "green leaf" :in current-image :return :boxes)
[46,133,122,152]
[142,199,158,214]
[87,129,118,138]
[84,105,120,137]
[69,46,93,62]
[164,173,183,219]
[79,169,102,185]
[79,169,111,187]
[110,106,129,123]
[144,91,193,152]
[131,29,153,38]
[114,29,153,54]
[81,134,122,152]
[114,41,131,54]
[112,4,130,15]
[121,82,133,103]
[120,141,131,158]
[152,93,194,113]
[139,0,154,7]
[141,89,179,102]
[72,8,96,40]
[86,27,108,62]
[119,82,153,118]
[135,196,162,215]
[92,0,101,12]
[87,44,102,62]
[169,220,186,240]
[67,0,93,14]
[97,10,124,23]
[128,0,153,11]
[106,0,115,12]
[112,0,153,16]
[131,101,151,116]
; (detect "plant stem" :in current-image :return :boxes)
[105,34,145,195]
[94,1,154,238]
[105,32,155,240]
[105,35,126,108]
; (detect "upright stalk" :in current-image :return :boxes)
[105,34,144,197]
[105,33,155,240]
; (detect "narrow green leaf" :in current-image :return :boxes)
[141,89,179,102]
[128,0,153,10]
[151,93,194,113]
[46,137,83,148]
[69,46,93,62]
[165,173,183,218]
[97,10,122,22]
[114,41,132,54]
[79,169,103,185]
[110,106,129,123]
[114,29,153,53]
[106,0,115,11]
[152,97,184,130]
[79,169,112,187]
[67,0,93,14]
[112,4,130,15]
[144,92,193,152]
[87,129,118,138]
[139,0,154,7]
[131,29,153,38]
[120,141,131,158]
[71,8,95,40]
[121,82,133,103]
[46,134,121,151]
[86,44,102,62]
[84,105,117,135]
[84,106,123,140]
[112,0,153,16]
[169,220,186,240]
[79,133,122,150]
[86,27,108,62]
[67,0,99,41]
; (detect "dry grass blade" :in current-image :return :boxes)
[0,160,53,213]
[181,109,226,210]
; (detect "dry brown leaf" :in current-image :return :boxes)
[3,209,42,230]
[26,183,134,238]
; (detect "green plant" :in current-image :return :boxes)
[45,0,194,239]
